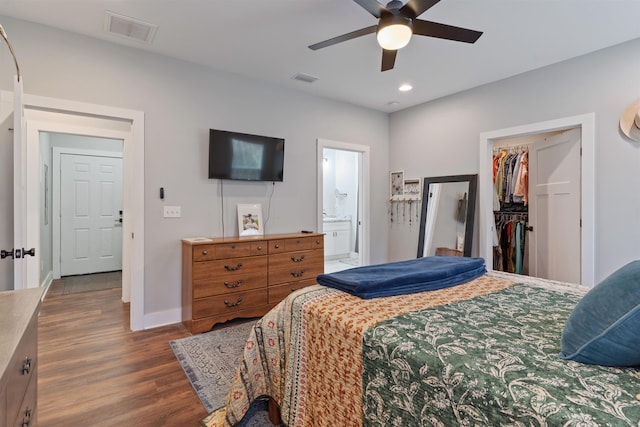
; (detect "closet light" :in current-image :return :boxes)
[399,83,413,92]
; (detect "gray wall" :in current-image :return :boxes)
[0,17,390,319]
[389,37,640,282]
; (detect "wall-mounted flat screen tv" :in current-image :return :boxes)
[208,129,285,182]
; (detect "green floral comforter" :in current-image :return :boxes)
[362,284,640,426]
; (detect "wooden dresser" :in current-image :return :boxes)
[182,232,324,333]
[0,287,43,427]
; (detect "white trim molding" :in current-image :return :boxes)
[479,113,595,287]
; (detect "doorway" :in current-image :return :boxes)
[48,137,124,284]
[479,113,595,286]
[317,139,370,273]
[492,128,581,283]
[4,91,146,331]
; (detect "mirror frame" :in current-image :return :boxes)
[417,174,478,258]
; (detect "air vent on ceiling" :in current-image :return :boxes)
[292,72,319,84]
[104,11,157,44]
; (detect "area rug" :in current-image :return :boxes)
[62,271,122,294]
[170,319,257,413]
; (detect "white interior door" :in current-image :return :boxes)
[10,77,40,289]
[12,77,26,289]
[60,153,123,276]
[528,128,581,283]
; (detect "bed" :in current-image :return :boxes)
[202,264,640,427]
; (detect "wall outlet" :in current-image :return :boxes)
[163,205,181,218]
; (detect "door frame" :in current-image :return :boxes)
[316,139,370,266]
[53,146,124,279]
[4,91,145,331]
[478,113,595,286]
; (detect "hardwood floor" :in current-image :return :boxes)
[38,281,207,426]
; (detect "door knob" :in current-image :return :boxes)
[22,248,35,257]
[1,249,14,259]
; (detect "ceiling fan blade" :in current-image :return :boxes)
[353,0,388,18]
[381,49,397,72]
[400,0,441,18]
[413,19,483,43]
[309,25,377,50]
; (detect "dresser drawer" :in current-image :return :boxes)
[268,279,317,304]
[268,250,323,270]
[283,237,315,252]
[268,239,286,254]
[268,263,323,286]
[9,374,36,427]
[193,242,254,261]
[193,269,267,299]
[192,289,269,319]
[193,256,267,282]
[6,319,37,426]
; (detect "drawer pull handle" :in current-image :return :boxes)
[291,255,305,263]
[274,244,280,249]
[290,270,305,278]
[224,263,243,271]
[231,244,236,249]
[290,288,298,293]
[315,240,321,245]
[224,297,243,308]
[21,357,32,375]
[257,245,262,251]
[21,408,32,427]
[202,250,208,255]
[224,279,243,289]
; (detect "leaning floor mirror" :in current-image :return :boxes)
[417,174,478,258]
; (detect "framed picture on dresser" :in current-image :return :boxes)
[237,203,263,236]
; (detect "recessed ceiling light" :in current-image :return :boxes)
[399,83,413,92]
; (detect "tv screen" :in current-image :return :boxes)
[208,129,285,182]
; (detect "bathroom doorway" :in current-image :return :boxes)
[317,139,370,273]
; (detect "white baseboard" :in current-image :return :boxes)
[40,271,54,300]
[143,308,182,330]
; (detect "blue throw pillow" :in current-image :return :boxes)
[559,260,640,366]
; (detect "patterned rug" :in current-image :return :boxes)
[171,319,277,426]
[62,271,122,294]
[170,319,256,412]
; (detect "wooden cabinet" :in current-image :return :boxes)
[182,233,324,333]
[0,288,43,427]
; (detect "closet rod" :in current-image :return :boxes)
[493,144,528,154]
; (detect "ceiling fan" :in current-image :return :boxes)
[308,0,482,72]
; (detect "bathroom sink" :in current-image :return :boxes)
[323,216,351,222]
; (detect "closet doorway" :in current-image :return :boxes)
[479,114,595,287]
[492,128,580,283]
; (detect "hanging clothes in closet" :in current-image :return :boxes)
[492,146,529,275]
[493,146,528,211]
[494,212,527,274]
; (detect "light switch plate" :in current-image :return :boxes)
[163,205,181,218]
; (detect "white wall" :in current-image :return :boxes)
[0,16,389,323]
[389,37,640,282]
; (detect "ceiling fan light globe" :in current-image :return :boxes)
[377,16,412,50]
[377,25,411,49]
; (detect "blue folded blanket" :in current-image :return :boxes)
[316,256,486,299]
